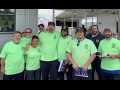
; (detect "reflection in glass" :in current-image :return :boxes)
[0,9,15,14]
[0,15,14,32]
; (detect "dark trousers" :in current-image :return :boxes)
[23,63,26,80]
[3,71,24,80]
[58,61,73,80]
[26,68,40,80]
[72,68,92,80]
[40,60,58,80]
[91,62,101,80]
[101,71,120,80]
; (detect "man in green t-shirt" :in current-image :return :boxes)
[66,27,97,80]
[38,22,61,80]
[0,31,25,80]
[57,26,73,80]
[98,27,120,80]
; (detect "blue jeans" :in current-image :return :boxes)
[101,71,120,80]
[58,61,73,80]
[3,71,24,80]
[40,60,58,80]
[26,68,40,80]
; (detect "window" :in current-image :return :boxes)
[0,9,15,32]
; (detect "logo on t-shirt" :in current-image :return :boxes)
[96,39,99,43]
[85,44,88,49]
[21,46,24,51]
[37,49,40,53]
[111,43,116,48]
[54,35,56,39]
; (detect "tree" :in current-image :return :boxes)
[5,20,8,25]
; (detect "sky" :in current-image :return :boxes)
[38,9,64,20]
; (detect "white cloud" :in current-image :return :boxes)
[38,9,64,20]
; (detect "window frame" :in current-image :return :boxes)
[0,9,16,34]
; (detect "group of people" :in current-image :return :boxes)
[0,21,120,80]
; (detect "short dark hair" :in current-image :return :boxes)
[13,31,21,37]
[91,25,98,29]
[31,35,39,41]
[25,28,32,33]
[38,24,44,28]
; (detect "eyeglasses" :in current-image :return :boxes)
[26,32,31,33]
[77,41,80,46]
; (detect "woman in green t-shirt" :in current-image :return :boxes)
[25,35,41,80]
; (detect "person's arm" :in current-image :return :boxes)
[68,34,74,40]
[82,54,96,72]
[82,41,97,72]
[25,43,31,51]
[65,58,69,65]
[66,53,78,71]
[1,58,5,74]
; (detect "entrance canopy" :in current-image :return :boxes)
[54,9,118,19]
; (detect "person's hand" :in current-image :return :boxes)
[25,44,30,51]
[109,55,116,59]
[65,59,69,65]
[1,67,5,74]
[73,63,78,71]
[43,28,47,33]
[99,55,104,60]
[82,64,88,72]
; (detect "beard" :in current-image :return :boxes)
[62,33,68,37]
[92,31,98,35]
[105,34,112,38]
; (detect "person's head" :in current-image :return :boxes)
[82,25,85,28]
[75,27,84,39]
[13,31,21,42]
[103,27,113,39]
[61,26,69,37]
[47,21,55,32]
[91,25,99,35]
[25,28,32,37]
[31,35,39,47]
[38,24,44,32]
[22,32,26,38]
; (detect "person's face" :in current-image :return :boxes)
[22,33,26,37]
[92,26,98,35]
[31,39,38,47]
[13,33,21,42]
[47,24,55,32]
[38,26,44,32]
[26,29,32,37]
[103,29,113,38]
[76,30,84,39]
[61,30,68,37]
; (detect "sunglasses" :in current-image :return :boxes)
[77,41,80,46]
[26,32,31,33]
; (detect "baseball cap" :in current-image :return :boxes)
[61,26,68,31]
[48,21,55,26]
[104,27,112,31]
[76,27,84,32]
[38,24,44,27]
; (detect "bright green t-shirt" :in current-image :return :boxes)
[57,36,72,65]
[25,45,41,70]
[21,37,32,63]
[0,41,25,75]
[98,38,120,71]
[66,38,97,70]
[38,31,61,61]
[36,33,41,45]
